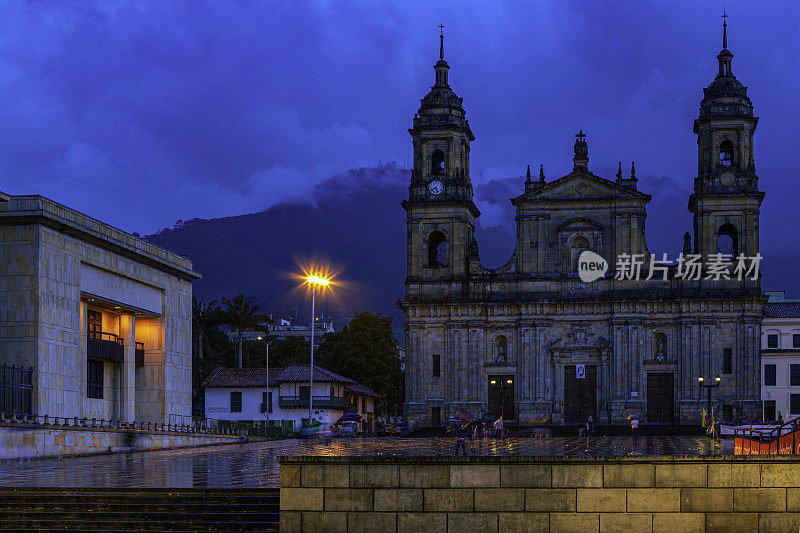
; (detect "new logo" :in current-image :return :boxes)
[577,251,608,282]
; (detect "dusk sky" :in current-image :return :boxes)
[1,1,799,288]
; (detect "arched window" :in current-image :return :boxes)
[495,335,507,363]
[428,231,447,268]
[719,140,734,167]
[654,333,667,362]
[717,223,738,256]
[431,150,445,175]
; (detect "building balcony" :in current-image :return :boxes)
[87,331,124,363]
[278,395,353,410]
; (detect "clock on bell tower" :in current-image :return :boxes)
[402,26,480,282]
[688,13,764,264]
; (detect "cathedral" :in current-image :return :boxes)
[399,22,765,428]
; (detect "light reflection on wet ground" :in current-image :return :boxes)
[0,436,733,488]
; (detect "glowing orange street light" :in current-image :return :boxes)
[305,273,331,422]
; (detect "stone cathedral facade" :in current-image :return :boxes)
[400,26,765,428]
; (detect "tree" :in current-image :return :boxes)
[317,311,404,416]
[249,336,310,369]
[220,295,269,368]
[192,297,221,361]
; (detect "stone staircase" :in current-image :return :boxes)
[0,488,279,532]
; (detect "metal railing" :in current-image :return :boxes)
[87,331,124,363]
[733,419,800,455]
[0,364,32,415]
[278,395,352,410]
[0,412,243,437]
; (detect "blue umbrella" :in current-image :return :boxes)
[336,412,362,423]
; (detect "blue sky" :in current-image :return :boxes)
[1,1,798,277]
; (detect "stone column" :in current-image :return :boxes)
[119,314,136,422]
[78,301,88,418]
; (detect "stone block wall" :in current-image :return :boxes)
[0,423,240,459]
[279,455,800,532]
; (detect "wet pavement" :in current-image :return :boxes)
[0,436,733,488]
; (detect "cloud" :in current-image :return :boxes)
[0,0,794,300]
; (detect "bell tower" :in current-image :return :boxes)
[689,13,764,261]
[402,26,480,283]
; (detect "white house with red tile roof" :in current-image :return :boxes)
[761,293,800,422]
[202,364,379,433]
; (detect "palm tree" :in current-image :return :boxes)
[220,295,269,368]
[192,297,221,361]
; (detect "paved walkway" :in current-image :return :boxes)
[0,436,733,488]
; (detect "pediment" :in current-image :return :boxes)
[513,172,650,203]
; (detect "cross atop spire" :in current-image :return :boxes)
[439,23,445,60]
[722,8,728,49]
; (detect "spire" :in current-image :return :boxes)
[631,161,636,180]
[434,24,450,87]
[539,164,545,182]
[616,162,623,180]
[716,10,733,77]
[439,23,445,60]
[722,8,728,50]
[525,164,532,184]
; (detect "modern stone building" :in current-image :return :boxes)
[400,25,765,427]
[0,194,201,423]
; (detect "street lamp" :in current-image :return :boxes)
[263,339,273,425]
[698,375,721,427]
[305,274,330,422]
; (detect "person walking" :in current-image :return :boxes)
[631,416,639,444]
[495,417,504,440]
[454,423,468,456]
[468,422,477,455]
[585,415,594,451]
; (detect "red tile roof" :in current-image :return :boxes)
[202,364,380,397]
[763,302,800,318]
[275,365,356,384]
[201,367,281,388]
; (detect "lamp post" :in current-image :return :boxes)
[258,338,273,425]
[698,375,721,427]
[306,275,330,423]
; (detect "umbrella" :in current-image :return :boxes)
[336,412,362,423]
[455,412,473,421]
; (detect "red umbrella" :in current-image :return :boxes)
[455,412,473,421]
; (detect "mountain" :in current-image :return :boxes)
[146,163,516,331]
[147,163,798,336]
